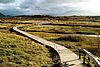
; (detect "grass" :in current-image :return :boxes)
[0,17,100,67]
[0,32,55,67]
[19,21,100,56]
[0,21,57,66]
[20,24,100,34]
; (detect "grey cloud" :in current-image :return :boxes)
[0,0,99,16]
[61,10,97,16]
[1,9,22,16]
[19,0,81,9]
[20,0,35,9]
[0,0,14,3]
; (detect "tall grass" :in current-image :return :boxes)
[20,23,100,56]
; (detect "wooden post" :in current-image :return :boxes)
[78,48,82,59]
[87,57,90,66]
[79,50,81,59]
[83,52,86,64]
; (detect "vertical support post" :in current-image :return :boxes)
[87,57,90,66]
[79,50,81,59]
[83,52,86,64]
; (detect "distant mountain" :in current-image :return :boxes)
[0,13,5,17]
[15,15,52,17]
[15,15,53,18]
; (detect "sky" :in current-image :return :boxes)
[0,0,100,16]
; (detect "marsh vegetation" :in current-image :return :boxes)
[0,16,100,66]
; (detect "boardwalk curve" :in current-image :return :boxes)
[13,24,84,67]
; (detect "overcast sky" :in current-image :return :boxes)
[0,0,100,16]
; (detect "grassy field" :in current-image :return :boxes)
[0,17,100,67]
[0,33,55,67]
[19,21,100,56]
[20,24,100,34]
[0,22,57,67]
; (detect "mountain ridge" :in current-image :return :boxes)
[0,13,5,17]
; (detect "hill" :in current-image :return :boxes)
[0,13,5,17]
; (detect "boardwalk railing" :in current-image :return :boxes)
[78,48,100,67]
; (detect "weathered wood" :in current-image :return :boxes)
[83,52,86,64]
[78,48,100,67]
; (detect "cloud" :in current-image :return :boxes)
[0,0,99,16]
[0,0,14,3]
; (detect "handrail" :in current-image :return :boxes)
[12,22,100,67]
[78,48,100,67]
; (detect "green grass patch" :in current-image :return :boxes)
[0,32,54,66]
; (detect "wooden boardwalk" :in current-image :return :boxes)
[13,26,85,67]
